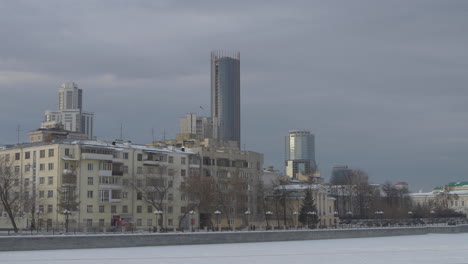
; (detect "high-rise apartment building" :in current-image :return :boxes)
[211,51,241,146]
[179,113,212,140]
[41,82,94,139]
[285,130,316,179]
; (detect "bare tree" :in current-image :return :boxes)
[0,156,27,233]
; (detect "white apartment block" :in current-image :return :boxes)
[0,139,200,231]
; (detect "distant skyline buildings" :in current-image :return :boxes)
[179,113,212,140]
[40,82,94,139]
[211,50,241,147]
[285,130,316,179]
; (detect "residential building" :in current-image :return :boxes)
[285,130,316,179]
[179,113,212,140]
[211,50,241,146]
[41,82,94,139]
[149,135,264,229]
[0,139,199,230]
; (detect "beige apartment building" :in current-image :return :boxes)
[0,139,200,231]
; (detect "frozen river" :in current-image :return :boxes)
[2,233,468,263]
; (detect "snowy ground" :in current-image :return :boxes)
[1,233,468,264]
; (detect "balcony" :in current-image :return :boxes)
[143,160,168,166]
[62,169,77,176]
[189,163,200,168]
[82,153,113,161]
[98,170,112,177]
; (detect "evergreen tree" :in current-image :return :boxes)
[299,188,320,228]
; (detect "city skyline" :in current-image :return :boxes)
[1,1,467,191]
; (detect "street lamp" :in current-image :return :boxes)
[63,210,71,233]
[214,210,221,231]
[189,210,196,232]
[265,211,273,229]
[292,211,298,229]
[307,211,317,229]
[154,210,163,232]
[35,210,43,233]
[244,210,251,230]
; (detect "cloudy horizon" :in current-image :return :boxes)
[1,0,467,191]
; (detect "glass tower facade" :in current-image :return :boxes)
[211,50,241,146]
[285,130,316,178]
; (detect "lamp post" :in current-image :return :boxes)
[189,210,196,232]
[214,210,221,231]
[35,210,43,233]
[307,211,317,229]
[244,210,251,230]
[374,211,384,226]
[265,211,273,230]
[292,211,298,229]
[63,210,71,233]
[154,210,163,232]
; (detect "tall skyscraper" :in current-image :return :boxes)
[211,50,241,146]
[41,82,94,139]
[285,130,316,179]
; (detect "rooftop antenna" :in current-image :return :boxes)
[16,125,22,144]
[151,128,155,143]
[163,129,166,141]
[120,123,123,140]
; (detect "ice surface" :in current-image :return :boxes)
[2,233,468,264]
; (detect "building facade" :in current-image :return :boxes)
[285,130,316,179]
[211,50,241,146]
[41,82,94,139]
[179,113,212,140]
[0,140,200,231]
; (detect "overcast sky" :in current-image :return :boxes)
[1,0,467,191]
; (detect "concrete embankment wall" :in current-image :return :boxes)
[2,225,468,251]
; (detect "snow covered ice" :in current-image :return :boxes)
[2,233,468,264]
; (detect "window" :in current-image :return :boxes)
[24,178,30,187]
[123,153,129,159]
[15,153,20,160]
[180,207,186,213]
[147,206,153,213]
[47,205,53,213]
[122,205,128,213]
[47,190,53,198]
[87,205,93,213]
[137,167,142,174]
[137,154,142,161]
[14,166,20,173]
[38,205,44,212]
[181,169,186,177]
[14,179,19,186]
[181,194,186,201]
[137,206,142,213]
[136,219,142,226]
[39,164,45,171]
[122,179,129,186]
[462,201,465,207]
[168,180,173,188]
[39,191,44,198]
[168,169,174,177]
[168,219,173,226]
[111,206,117,213]
[168,156,174,163]
[40,150,45,158]
[99,219,105,227]
[168,193,173,201]
[25,152,30,159]
[168,206,173,214]
[147,219,152,226]
[25,165,30,172]
[87,190,93,198]
[48,149,54,157]
[87,219,92,227]
[99,206,105,213]
[64,148,70,157]
[122,192,128,199]
[180,182,185,189]
[48,176,53,185]
[228,219,235,225]
[88,177,94,185]
[181,157,186,165]
[137,192,142,200]
[88,163,94,171]
[48,163,54,170]
[39,177,45,184]
[123,166,128,174]
[4,154,10,162]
